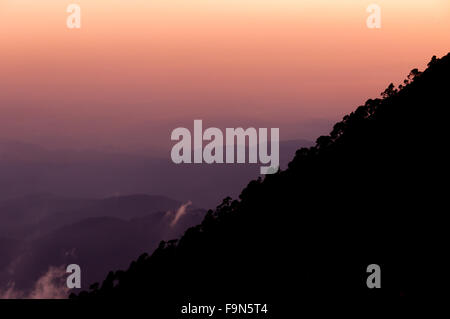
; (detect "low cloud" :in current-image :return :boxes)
[169,201,192,227]
[0,265,69,299]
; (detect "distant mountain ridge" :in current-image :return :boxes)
[0,194,182,238]
[0,194,206,294]
[0,139,312,207]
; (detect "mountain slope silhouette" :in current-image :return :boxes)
[72,53,450,307]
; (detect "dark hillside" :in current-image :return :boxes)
[73,53,450,309]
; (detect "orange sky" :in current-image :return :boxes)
[0,0,449,151]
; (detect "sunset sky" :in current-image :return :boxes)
[0,0,449,153]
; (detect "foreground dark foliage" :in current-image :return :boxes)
[72,53,450,309]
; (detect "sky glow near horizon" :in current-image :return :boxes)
[0,1,448,151]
